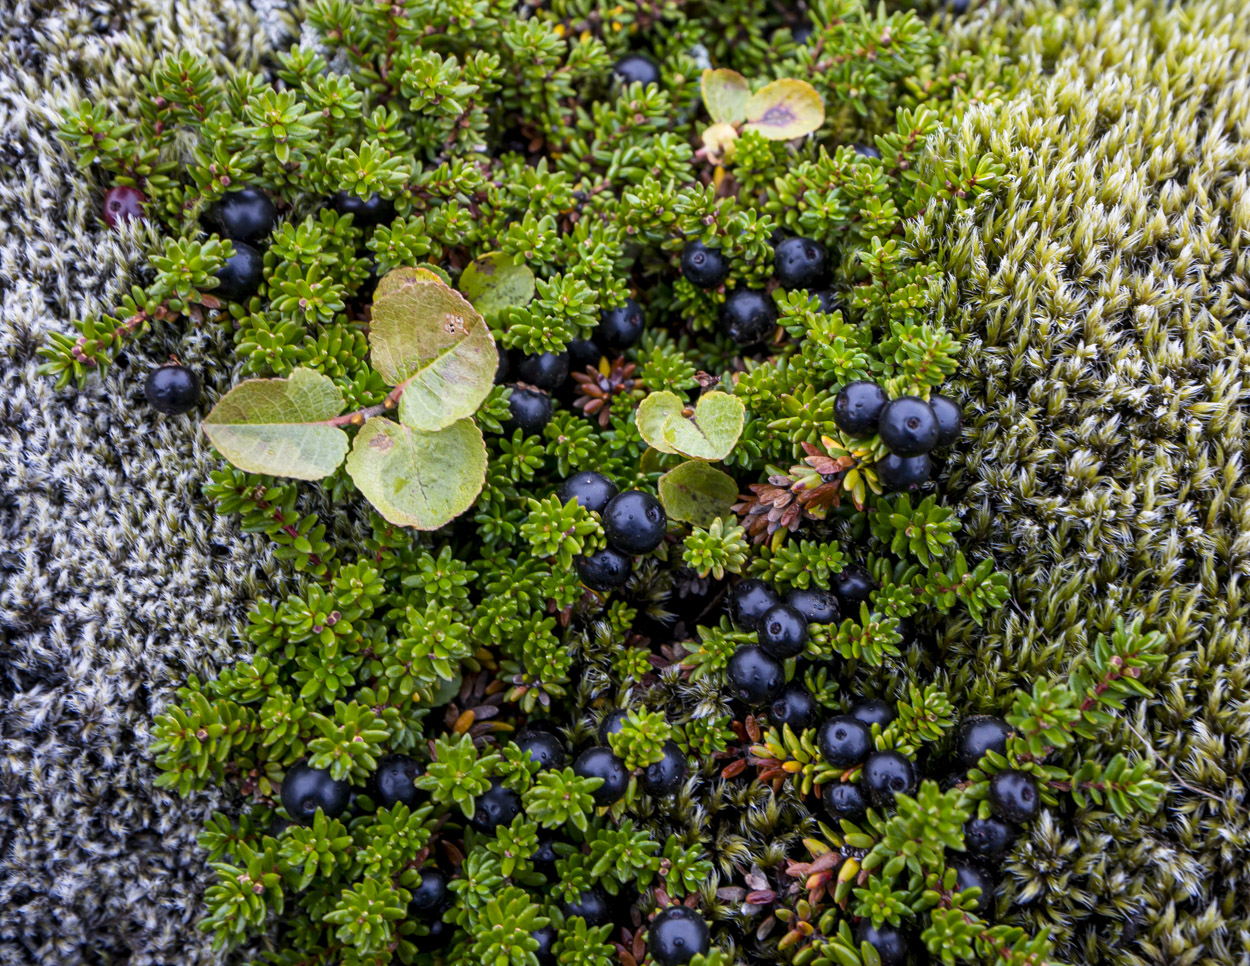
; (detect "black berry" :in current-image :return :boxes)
[214,241,264,302]
[330,190,395,227]
[758,603,809,659]
[102,185,145,228]
[720,289,776,345]
[878,396,940,456]
[280,760,351,825]
[613,53,660,87]
[832,563,875,605]
[854,920,908,966]
[853,143,882,159]
[368,754,421,810]
[533,924,558,966]
[773,236,830,290]
[817,715,872,767]
[954,716,1012,768]
[532,836,560,876]
[849,699,896,731]
[207,186,276,246]
[603,490,667,554]
[641,740,688,796]
[834,381,889,436]
[598,709,629,745]
[558,471,619,513]
[950,860,995,914]
[988,769,1040,824]
[727,579,780,631]
[144,364,201,415]
[680,240,730,289]
[930,393,963,447]
[814,289,841,314]
[516,350,570,391]
[505,385,553,435]
[647,906,710,966]
[568,337,602,371]
[595,299,645,349]
[408,868,450,918]
[770,685,817,731]
[964,816,1018,860]
[470,778,522,832]
[415,917,453,951]
[726,645,785,705]
[515,730,567,771]
[563,887,611,927]
[861,751,917,808]
[877,452,932,492]
[495,344,510,384]
[573,746,629,805]
[823,781,868,822]
[575,547,633,591]
[785,588,839,625]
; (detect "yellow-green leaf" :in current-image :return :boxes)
[636,390,745,461]
[743,78,825,141]
[202,367,348,480]
[659,460,739,526]
[458,252,536,319]
[701,68,750,124]
[369,269,497,432]
[344,417,487,530]
[702,122,739,164]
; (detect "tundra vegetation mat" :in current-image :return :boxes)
[1,1,1247,966]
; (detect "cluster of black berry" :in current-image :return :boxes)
[560,470,668,592]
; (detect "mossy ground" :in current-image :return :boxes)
[0,0,1246,964]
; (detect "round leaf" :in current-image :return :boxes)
[202,367,348,480]
[635,390,684,455]
[701,68,750,124]
[369,270,497,432]
[702,122,739,164]
[743,79,825,141]
[659,460,739,527]
[344,417,487,530]
[458,251,536,319]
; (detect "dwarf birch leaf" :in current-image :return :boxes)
[743,79,825,140]
[659,460,739,526]
[202,367,348,480]
[635,391,684,454]
[344,417,487,530]
[459,252,536,319]
[368,270,497,432]
[701,68,750,124]
[661,391,745,461]
[702,122,740,164]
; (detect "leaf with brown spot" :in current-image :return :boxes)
[743,79,825,141]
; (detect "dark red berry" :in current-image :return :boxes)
[102,185,146,228]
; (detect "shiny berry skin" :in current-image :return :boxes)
[681,241,730,288]
[964,816,1019,860]
[648,906,711,966]
[598,709,629,745]
[726,645,785,705]
[330,190,395,227]
[575,547,633,591]
[770,684,817,731]
[563,887,611,927]
[853,143,882,159]
[720,288,777,345]
[854,920,908,966]
[603,490,667,554]
[470,778,522,833]
[144,365,201,415]
[515,730,567,771]
[280,760,351,825]
[823,781,868,822]
[758,603,809,659]
[533,924,558,966]
[988,768,1040,824]
[832,564,875,605]
[207,186,276,246]
[595,299,645,349]
[214,241,264,302]
[532,836,560,876]
[728,579,780,631]
[505,385,553,435]
[415,917,454,951]
[573,747,629,805]
[613,53,661,87]
[642,740,688,796]
[930,393,963,447]
[878,452,932,492]
[558,471,619,513]
[861,751,917,808]
[785,588,839,625]
[814,289,841,314]
[849,699,896,731]
[495,344,510,384]
[568,337,602,371]
[409,868,450,918]
[102,185,145,228]
[817,715,872,767]
[878,396,940,456]
[834,381,889,436]
[954,716,1012,768]
[368,754,421,810]
[773,236,830,290]
[517,350,570,391]
[950,860,995,914]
